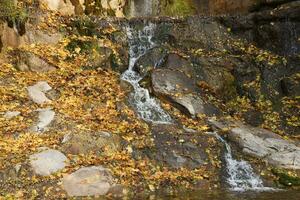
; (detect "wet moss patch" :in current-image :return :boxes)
[272,169,300,187]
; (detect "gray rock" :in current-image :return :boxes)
[30,108,55,132]
[209,119,300,169]
[27,81,52,104]
[3,111,21,119]
[134,46,168,76]
[135,124,218,169]
[29,148,68,176]
[62,166,114,197]
[152,69,219,117]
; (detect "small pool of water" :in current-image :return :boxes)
[144,189,300,200]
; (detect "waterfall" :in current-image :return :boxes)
[212,132,274,191]
[121,21,273,191]
[121,22,172,123]
[129,0,154,17]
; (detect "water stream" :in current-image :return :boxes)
[212,133,274,191]
[121,23,172,123]
[129,0,154,17]
[121,22,274,192]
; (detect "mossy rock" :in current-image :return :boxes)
[72,17,98,37]
[272,169,300,187]
[162,0,196,16]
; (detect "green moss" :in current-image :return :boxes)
[0,0,28,22]
[66,39,95,54]
[163,0,196,16]
[272,169,300,187]
[222,72,238,101]
[72,17,98,37]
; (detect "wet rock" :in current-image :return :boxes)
[29,148,68,176]
[3,111,21,119]
[281,74,300,97]
[242,110,264,127]
[30,108,55,132]
[151,68,219,117]
[134,46,168,76]
[107,184,128,198]
[62,166,114,197]
[220,2,300,56]
[62,131,122,156]
[137,124,221,169]
[210,119,300,169]
[27,81,52,104]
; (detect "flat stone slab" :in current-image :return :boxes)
[62,166,114,197]
[3,111,21,119]
[27,81,52,104]
[31,108,55,132]
[209,119,300,169]
[29,148,68,176]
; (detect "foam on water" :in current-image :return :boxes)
[212,132,275,192]
[121,23,172,124]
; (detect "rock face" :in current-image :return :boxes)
[152,68,219,117]
[219,1,300,56]
[62,166,114,197]
[125,0,297,16]
[134,124,222,169]
[29,148,68,176]
[62,131,122,156]
[27,81,52,104]
[1,23,63,50]
[210,120,300,169]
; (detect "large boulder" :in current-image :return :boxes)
[29,148,69,176]
[209,119,300,169]
[62,166,115,197]
[164,53,238,100]
[151,68,219,117]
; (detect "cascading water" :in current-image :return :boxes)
[129,0,154,17]
[122,21,272,191]
[212,132,274,191]
[121,23,172,123]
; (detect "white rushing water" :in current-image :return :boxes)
[129,0,154,17]
[212,133,274,191]
[121,23,172,123]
